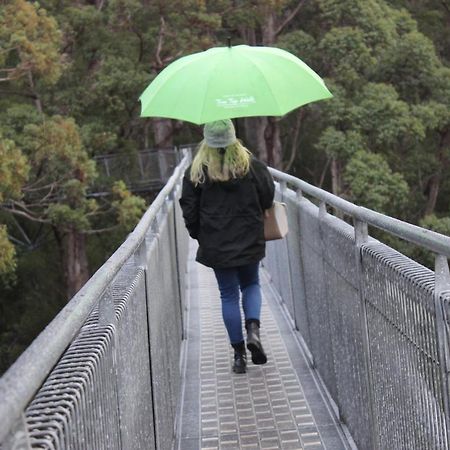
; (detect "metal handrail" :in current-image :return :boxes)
[0,152,190,443]
[269,168,450,259]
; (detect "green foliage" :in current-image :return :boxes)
[377,30,440,102]
[316,127,366,161]
[0,225,16,278]
[352,83,425,148]
[0,0,63,83]
[318,27,376,89]
[275,30,317,65]
[344,150,409,216]
[46,204,90,230]
[112,180,146,229]
[0,135,29,202]
[420,214,450,238]
[24,116,97,185]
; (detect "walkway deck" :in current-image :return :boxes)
[177,241,353,450]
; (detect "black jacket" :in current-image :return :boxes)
[179,157,275,269]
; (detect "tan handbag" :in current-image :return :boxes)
[264,201,288,241]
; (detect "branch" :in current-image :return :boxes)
[28,71,43,114]
[318,156,331,188]
[3,207,50,224]
[7,235,30,248]
[275,0,307,37]
[85,225,119,234]
[0,89,38,100]
[155,16,166,69]
[133,27,145,63]
[10,214,32,245]
[283,110,305,172]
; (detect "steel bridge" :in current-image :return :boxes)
[1,151,450,450]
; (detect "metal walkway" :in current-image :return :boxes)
[178,241,351,450]
[1,152,450,450]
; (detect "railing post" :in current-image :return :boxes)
[279,180,295,313]
[294,188,313,363]
[354,218,378,450]
[170,186,186,339]
[434,254,450,445]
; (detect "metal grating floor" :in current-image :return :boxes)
[177,241,352,450]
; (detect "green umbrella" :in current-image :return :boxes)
[139,44,332,125]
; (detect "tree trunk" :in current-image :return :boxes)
[238,10,283,168]
[262,11,276,46]
[331,157,341,196]
[243,117,266,161]
[265,117,282,168]
[242,117,282,168]
[152,118,175,148]
[28,71,43,114]
[424,172,440,216]
[424,130,450,216]
[59,228,90,300]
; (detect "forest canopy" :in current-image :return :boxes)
[0,0,449,373]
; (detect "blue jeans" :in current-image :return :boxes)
[213,263,262,345]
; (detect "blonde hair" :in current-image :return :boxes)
[190,140,252,185]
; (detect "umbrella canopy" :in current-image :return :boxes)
[139,45,332,125]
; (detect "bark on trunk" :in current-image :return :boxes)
[28,71,43,114]
[152,118,174,148]
[59,228,90,300]
[331,157,341,196]
[262,11,276,46]
[243,117,282,168]
[424,172,440,216]
[265,117,282,168]
[424,130,450,216]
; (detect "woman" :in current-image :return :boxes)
[179,119,275,374]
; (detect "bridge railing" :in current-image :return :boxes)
[0,152,191,449]
[93,145,197,193]
[265,168,450,450]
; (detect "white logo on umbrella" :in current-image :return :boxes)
[215,94,256,109]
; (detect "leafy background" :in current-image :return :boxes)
[0,0,449,374]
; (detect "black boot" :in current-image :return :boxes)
[246,320,267,365]
[231,341,247,374]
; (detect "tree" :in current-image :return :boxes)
[274,0,449,225]
[0,0,63,111]
[0,1,146,298]
[224,0,309,168]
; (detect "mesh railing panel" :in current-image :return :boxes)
[1,155,190,449]
[25,319,121,449]
[266,189,294,316]
[320,213,372,449]
[94,149,180,192]
[112,268,155,449]
[264,182,450,450]
[298,199,338,400]
[283,190,309,342]
[362,242,449,450]
[146,204,184,449]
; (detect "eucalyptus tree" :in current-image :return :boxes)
[276,0,449,225]
[0,0,146,298]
